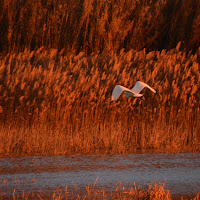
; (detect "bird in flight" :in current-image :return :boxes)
[111,81,156,101]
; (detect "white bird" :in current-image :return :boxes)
[111,81,156,101]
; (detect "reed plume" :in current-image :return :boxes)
[0,47,199,157]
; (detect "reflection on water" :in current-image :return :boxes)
[1,153,200,198]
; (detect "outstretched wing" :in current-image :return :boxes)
[111,85,135,101]
[131,81,156,94]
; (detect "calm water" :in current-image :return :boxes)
[1,153,200,199]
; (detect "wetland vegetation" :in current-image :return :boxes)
[0,0,199,157]
[0,46,199,157]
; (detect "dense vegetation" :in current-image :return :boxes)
[0,47,199,156]
[0,0,200,54]
[0,0,199,157]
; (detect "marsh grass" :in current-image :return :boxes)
[0,0,200,54]
[10,181,200,200]
[0,47,199,157]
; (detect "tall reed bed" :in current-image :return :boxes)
[0,46,199,157]
[0,0,200,54]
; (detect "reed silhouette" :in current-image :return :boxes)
[0,0,199,54]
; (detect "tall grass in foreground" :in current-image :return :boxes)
[9,182,200,200]
[0,46,200,157]
[0,0,200,54]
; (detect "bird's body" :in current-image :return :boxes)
[111,81,156,101]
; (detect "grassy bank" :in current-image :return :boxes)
[0,47,199,157]
[0,0,200,54]
[8,182,200,200]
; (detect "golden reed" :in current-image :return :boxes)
[0,46,199,157]
[0,0,199,54]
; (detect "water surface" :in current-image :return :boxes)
[1,153,200,199]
